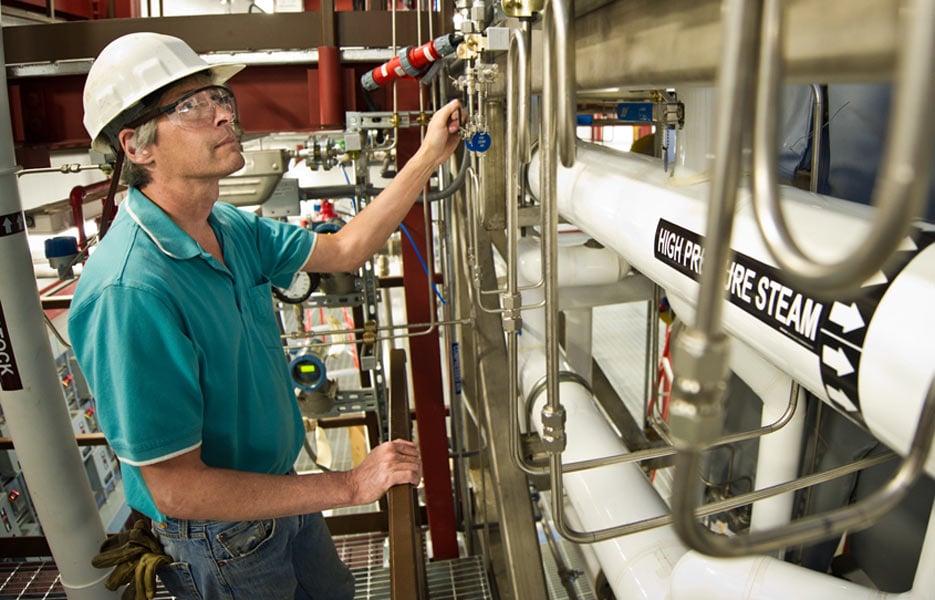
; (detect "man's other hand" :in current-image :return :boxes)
[345,439,422,505]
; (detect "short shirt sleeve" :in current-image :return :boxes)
[214,203,317,289]
[69,283,203,465]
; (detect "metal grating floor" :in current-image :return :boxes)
[351,555,492,599]
[0,535,491,600]
[0,561,174,600]
[336,532,493,599]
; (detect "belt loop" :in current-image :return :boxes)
[179,517,191,538]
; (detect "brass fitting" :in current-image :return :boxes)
[501,0,544,19]
[363,320,378,345]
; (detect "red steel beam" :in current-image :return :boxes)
[399,155,458,559]
[2,12,447,63]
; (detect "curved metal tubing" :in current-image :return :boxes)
[668,0,935,556]
[807,83,824,194]
[543,0,576,167]
[505,23,559,477]
[672,375,935,555]
[752,0,935,297]
[514,371,799,482]
[521,450,897,544]
[524,371,592,433]
[509,371,593,477]
[507,25,530,307]
[538,0,600,544]
[473,26,544,303]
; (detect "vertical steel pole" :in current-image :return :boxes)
[0,28,118,600]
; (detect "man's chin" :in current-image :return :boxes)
[221,153,247,177]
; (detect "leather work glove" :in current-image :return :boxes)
[92,519,173,600]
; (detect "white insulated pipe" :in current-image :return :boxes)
[730,339,806,536]
[516,239,689,600]
[519,349,689,599]
[669,550,902,600]
[528,141,935,477]
[669,498,935,599]
[0,32,117,600]
[517,236,630,288]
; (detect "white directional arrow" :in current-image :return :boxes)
[2,218,11,234]
[829,302,865,334]
[861,271,889,288]
[899,236,918,252]
[822,345,855,377]
[826,385,859,412]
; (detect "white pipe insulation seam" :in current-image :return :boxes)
[528,141,935,477]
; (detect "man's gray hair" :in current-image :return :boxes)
[117,72,214,189]
[120,119,158,188]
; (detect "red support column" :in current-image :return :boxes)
[318,46,344,129]
[400,203,458,560]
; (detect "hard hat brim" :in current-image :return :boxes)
[90,61,246,155]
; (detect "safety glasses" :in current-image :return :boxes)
[154,85,239,129]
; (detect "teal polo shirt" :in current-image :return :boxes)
[68,187,316,522]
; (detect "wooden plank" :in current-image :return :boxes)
[387,348,427,600]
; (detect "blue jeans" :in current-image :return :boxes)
[153,513,355,600]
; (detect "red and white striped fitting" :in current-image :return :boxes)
[361,33,462,91]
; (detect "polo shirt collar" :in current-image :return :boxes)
[123,187,208,261]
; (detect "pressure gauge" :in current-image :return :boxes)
[272,271,319,304]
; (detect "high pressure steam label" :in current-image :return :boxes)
[653,218,935,419]
[654,219,825,351]
[0,301,23,391]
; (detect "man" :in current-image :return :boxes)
[68,32,461,599]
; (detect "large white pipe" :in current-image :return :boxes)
[0,31,117,600]
[670,495,935,599]
[518,351,689,600]
[528,141,935,477]
[517,237,630,288]
[669,550,902,600]
[516,239,689,600]
[730,340,807,536]
[515,237,916,600]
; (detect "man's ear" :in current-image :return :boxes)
[118,128,154,165]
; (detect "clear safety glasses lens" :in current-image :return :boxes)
[160,85,239,129]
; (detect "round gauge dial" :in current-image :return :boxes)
[272,271,320,304]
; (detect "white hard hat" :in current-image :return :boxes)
[83,32,245,154]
